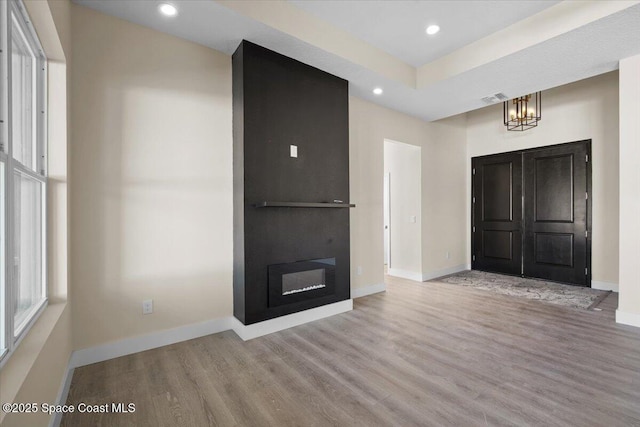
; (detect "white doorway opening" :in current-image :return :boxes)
[384,172,390,266]
[383,139,422,280]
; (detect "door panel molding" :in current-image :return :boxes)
[481,161,514,222]
[534,232,574,267]
[533,154,574,223]
[482,230,513,260]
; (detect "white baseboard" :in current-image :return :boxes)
[68,298,355,367]
[616,310,640,328]
[387,268,423,282]
[591,280,619,292]
[422,264,469,281]
[69,317,234,368]
[231,299,353,341]
[54,301,352,426]
[50,366,75,427]
[352,283,385,298]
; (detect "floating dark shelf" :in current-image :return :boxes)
[254,201,356,208]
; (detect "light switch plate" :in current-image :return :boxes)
[409,215,416,223]
[142,299,153,315]
[290,145,298,158]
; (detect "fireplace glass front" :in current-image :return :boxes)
[268,258,335,307]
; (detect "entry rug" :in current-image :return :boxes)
[434,270,610,310]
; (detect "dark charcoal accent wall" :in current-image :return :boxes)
[233,41,351,325]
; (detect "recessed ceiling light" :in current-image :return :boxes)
[158,3,178,17]
[373,87,383,95]
[426,25,440,36]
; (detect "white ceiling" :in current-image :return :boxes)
[72,0,640,122]
[289,0,559,67]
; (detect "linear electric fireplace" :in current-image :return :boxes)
[232,41,352,325]
[269,258,335,307]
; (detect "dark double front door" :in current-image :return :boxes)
[472,141,591,286]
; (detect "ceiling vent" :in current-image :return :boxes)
[481,92,509,104]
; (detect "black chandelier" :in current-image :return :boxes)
[503,92,541,131]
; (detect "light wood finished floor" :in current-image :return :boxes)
[62,275,640,426]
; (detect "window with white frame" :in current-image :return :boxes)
[0,0,47,367]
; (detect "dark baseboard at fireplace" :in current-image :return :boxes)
[232,41,351,325]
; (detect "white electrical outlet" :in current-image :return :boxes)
[446,251,450,259]
[357,266,362,276]
[290,145,298,158]
[142,299,153,315]
[409,215,416,223]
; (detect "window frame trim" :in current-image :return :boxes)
[0,0,48,370]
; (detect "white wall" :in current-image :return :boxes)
[617,55,640,327]
[422,115,468,279]
[70,5,233,350]
[466,71,619,287]
[384,140,422,278]
[349,97,430,291]
[350,97,468,291]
